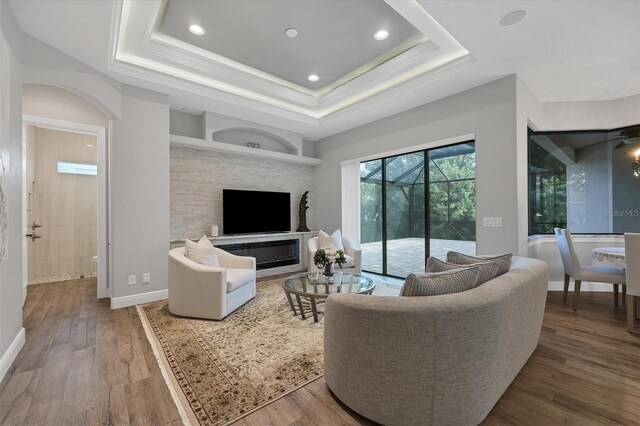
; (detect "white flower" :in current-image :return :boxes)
[324,246,338,262]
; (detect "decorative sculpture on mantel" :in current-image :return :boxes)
[297,191,310,232]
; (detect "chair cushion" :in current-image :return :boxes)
[185,236,220,267]
[400,266,479,297]
[447,251,513,276]
[427,256,499,285]
[580,265,626,285]
[318,229,344,251]
[226,268,255,293]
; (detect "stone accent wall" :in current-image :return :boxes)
[170,146,316,240]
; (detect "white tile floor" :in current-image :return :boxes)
[361,237,476,278]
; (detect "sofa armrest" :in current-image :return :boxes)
[215,248,256,270]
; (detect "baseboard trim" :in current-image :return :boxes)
[111,289,168,309]
[548,281,616,292]
[0,328,26,383]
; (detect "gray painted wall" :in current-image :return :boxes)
[567,142,612,233]
[111,86,170,299]
[314,76,519,255]
[170,110,202,139]
[0,0,24,362]
[612,146,640,232]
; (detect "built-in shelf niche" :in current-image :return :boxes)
[212,127,298,155]
[169,110,321,165]
[169,134,322,166]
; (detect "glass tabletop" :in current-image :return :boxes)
[283,272,375,296]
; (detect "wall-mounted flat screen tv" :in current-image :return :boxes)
[223,189,291,235]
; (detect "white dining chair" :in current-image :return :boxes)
[624,233,640,334]
[554,228,626,311]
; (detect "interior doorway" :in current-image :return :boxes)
[22,115,108,299]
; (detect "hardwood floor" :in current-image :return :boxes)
[1,278,639,425]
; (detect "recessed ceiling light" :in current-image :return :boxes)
[374,30,389,40]
[308,74,319,82]
[498,9,527,27]
[188,24,205,35]
[85,144,94,148]
[285,28,298,38]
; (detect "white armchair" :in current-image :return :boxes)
[168,247,256,320]
[308,236,362,274]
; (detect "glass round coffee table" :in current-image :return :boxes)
[283,272,375,322]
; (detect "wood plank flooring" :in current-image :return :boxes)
[1,278,638,425]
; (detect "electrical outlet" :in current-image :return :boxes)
[482,217,503,227]
[142,273,151,284]
[128,275,137,286]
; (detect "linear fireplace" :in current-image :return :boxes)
[215,239,300,270]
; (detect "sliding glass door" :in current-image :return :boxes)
[360,141,476,278]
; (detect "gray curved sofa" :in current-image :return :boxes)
[324,257,549,426]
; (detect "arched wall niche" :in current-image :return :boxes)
[212,126,298,155]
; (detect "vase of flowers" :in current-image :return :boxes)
[314,245,347,279]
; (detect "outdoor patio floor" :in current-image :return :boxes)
[361,238,477,278]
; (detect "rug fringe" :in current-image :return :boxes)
[136,305,193,426]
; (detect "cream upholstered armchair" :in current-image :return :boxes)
[308,230,362,274]
[168,247,256,320]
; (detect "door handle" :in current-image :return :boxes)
[31,221,42,230]
[25,233,42,242]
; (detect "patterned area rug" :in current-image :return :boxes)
[138,277,400,426]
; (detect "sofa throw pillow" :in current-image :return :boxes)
[427,256,499,285]
[400,266,479,297]
[318,229,344,251]
[185,236,220,267]
[446,252,513,277]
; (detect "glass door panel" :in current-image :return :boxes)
[360,160,383,274]
[385,152,425,277]
[428,143,476,260]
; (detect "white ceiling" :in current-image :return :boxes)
[8,0,640,140]
[158,0,422,90]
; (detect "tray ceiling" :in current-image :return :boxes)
[113,0,474,119]
[11,0,637,140]
[157,0,424,91]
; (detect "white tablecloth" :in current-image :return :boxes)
[592,247,625,269]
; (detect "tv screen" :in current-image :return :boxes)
[223,189,291,235]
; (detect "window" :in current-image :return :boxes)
[57,161,97,176]
[528,125,640,235]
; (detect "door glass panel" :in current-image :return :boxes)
[428,143,476,260]
[360,160,383,274]
[385,152,425,277]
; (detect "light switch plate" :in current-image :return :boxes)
[142,273,151,284]
[482,217,503,227]
[128,275,136,286]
